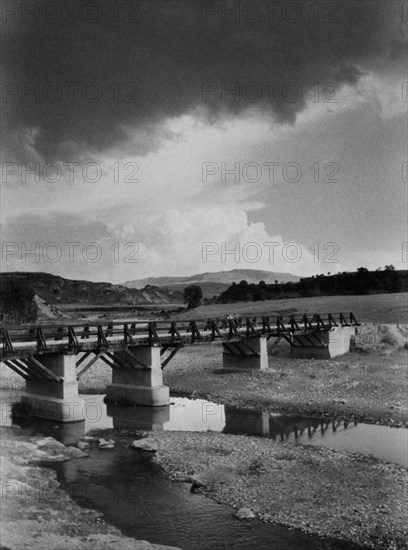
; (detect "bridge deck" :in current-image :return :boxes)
[0,313,359,361]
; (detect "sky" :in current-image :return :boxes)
[0,0,407,283]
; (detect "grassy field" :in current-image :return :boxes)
[178,292,408,324]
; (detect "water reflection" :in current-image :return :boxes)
[223,406,406,468]
[1,391,406,467]
[106,403,170,430]
[10,403,86,445]
[224,407,357,442]
[51,445,357,550]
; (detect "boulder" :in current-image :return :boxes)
[234,508,256,520]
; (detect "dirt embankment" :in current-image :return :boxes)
[132,431,408,550]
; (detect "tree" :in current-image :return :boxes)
[183,285,203,309]
[384,265,395,271]
[0,279,36,323]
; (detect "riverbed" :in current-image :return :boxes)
[1,389,407,549]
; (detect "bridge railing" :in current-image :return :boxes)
[0,312,359,355]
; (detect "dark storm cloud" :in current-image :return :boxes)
[1,0,405,161]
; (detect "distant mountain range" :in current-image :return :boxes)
[123,269,300,298]
[0,270,300,318]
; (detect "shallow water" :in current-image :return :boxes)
[1,391,406,467]
[1,389,401,549]
[50,443,359,550]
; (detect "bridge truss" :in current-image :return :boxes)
[0,312,359,382]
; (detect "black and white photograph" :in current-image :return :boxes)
[0,1,407,549]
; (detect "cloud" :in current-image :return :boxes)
[0,205,340,282]
[1,0,405,162]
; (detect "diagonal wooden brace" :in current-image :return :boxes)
[36,328,48,351]
[148,323,161,345]
[161,343,184,369]
[189,321,202,343]
[15,358,43,379]
[211,320,222,340]
[2,329,14,353]
[68,326,79,350]
[124,324,134,345]
[27,356,63,382]
[124,348,150,371]
[4,360,30,380]
[77,351,103,378]
[76,351,92,368]
[237,338,261,356]
[98,325,108,348]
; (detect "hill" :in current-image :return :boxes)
[0,272,184,308]
[32,294,70,320]
[217,268,408,303]
[123,269,300,298]
[175,292,408,324]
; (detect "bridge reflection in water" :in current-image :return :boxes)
[104,401,357,442]
[5,393,406,467]
[106,403,170,431]
[9,396,356,443]
[10,411,86,446]
[223,406,357,442]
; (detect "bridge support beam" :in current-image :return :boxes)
[290,326,356,359]
[19,353,85,422]
[222,336,268,370]
[106,346,169,406]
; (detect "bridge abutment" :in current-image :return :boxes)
[222,336,268,370]
[19,353,85,422]
[290,326,356,359]
[106,346,169,406]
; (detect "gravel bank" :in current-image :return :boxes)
[132,431,408,550]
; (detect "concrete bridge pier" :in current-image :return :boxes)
[290,326,356,359]
[19,353,85,423]
[222,336,268,370]
[106,346,170,406]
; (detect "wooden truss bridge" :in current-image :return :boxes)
[0,312,359,422]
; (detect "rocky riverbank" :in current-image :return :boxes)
[0,427,180,550]
[131,431,408,549]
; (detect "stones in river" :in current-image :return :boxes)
[65,446,89,459]
[190,477,205,493]
[131,439,157,452]
[26,437,88,461]
[98,438,115,450]
[234,508,256,520]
